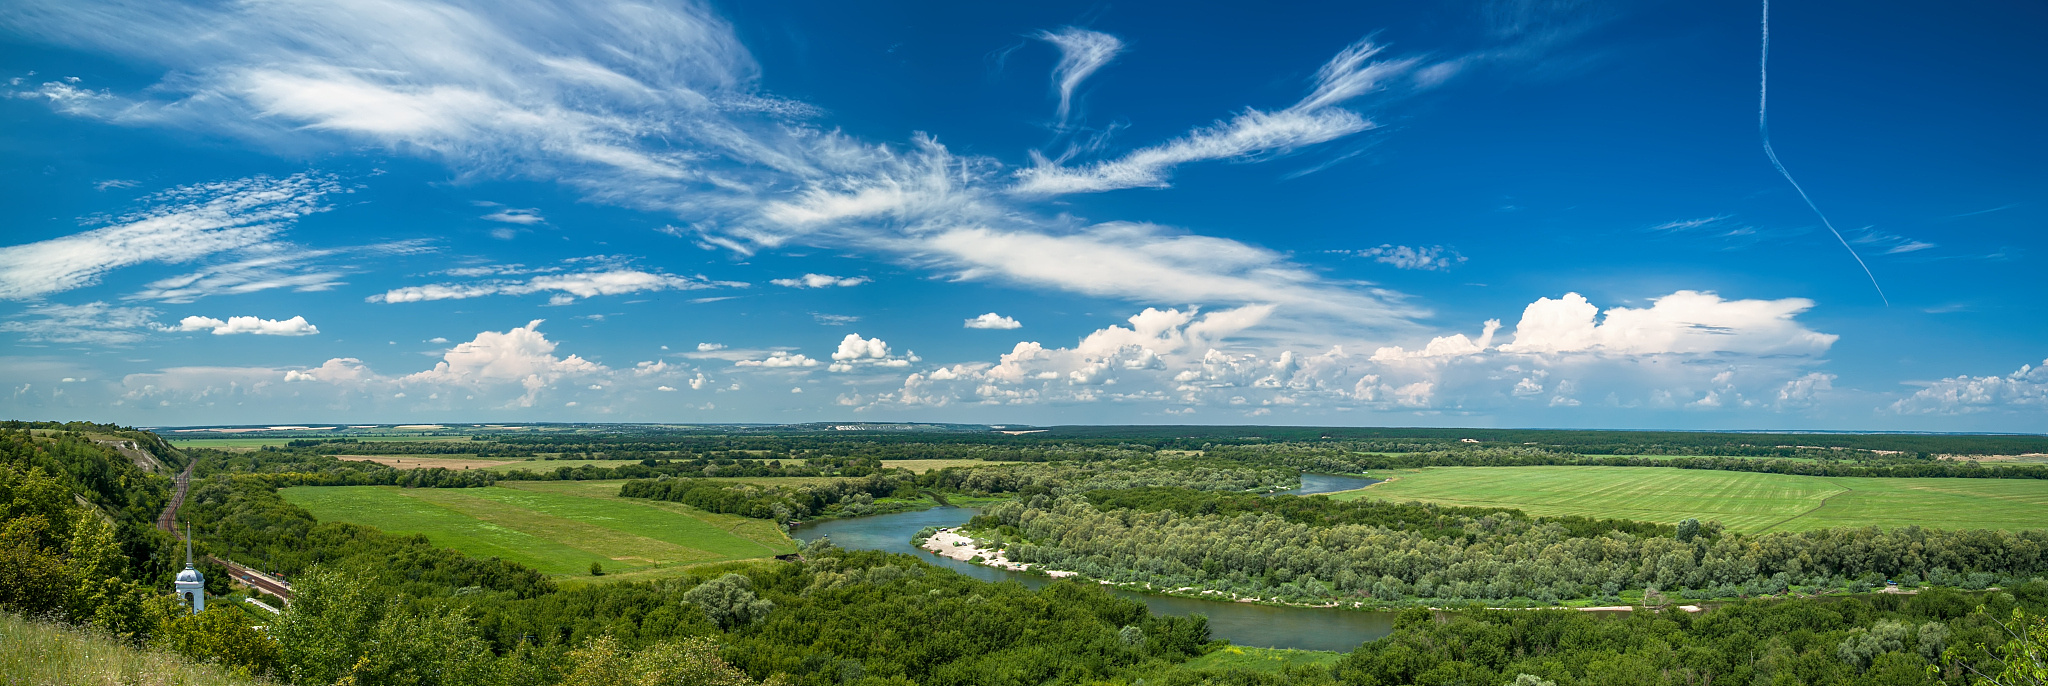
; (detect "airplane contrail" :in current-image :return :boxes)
[1760,0,1888,305]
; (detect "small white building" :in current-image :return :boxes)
[174,526,205,614]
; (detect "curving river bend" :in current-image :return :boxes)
[789,474,1396,653]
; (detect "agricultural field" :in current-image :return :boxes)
[880,458,1023,473]
[1335,465,2048,533]
[280,480,796,581]
[167,435,473,449]
[337,455,515,470]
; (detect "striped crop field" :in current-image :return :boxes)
[281,480,796,580]
[1330,466,2048,533]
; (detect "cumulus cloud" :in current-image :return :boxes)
[1892,358,2048,414]
[1491,291,1837,356]
[1036,28,1123,125]
[827,333,913,372]
[0,174,339,299]
[1340,244,1466,271]
[370,269,739,303]
[0,302,160,345]
[172,315,320,336]
[964,312,1022,329]
[771,273,869,288]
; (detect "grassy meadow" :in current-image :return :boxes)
[281,480,796,581]
[1173,646,1343,673]
[0,612,262,686]
[1334,465,2048,533]
[167,434,473,449]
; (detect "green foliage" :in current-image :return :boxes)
[273,568,501,686]
[1330,595,2026,685]
[589,561,604,576]
[979,492,2048,605]
[154,605,280,677]
[683,573,773,630]
[563,634,780,686]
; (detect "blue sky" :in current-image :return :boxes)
[2,0,2042,430]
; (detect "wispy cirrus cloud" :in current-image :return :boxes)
[1335,244,1466,271]
[771,273,869,288]
[0,301,161,345]
[369,268,742,305]
[6,1,1524,354]
[1036,27,1123,126]
[1010,39,1424,196]
[0,173,340,300]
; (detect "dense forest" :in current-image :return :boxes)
[973,491,2046,606]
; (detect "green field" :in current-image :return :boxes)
[280,480,796,580]
[1333,466,2048,533]
[168,435,473,448]
[1174,646,1342,673]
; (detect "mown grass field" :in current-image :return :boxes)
[879,459,1023,473]
[281,480,796,581]
[1333,466,2048,533]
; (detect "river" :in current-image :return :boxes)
[789,474,1395,653]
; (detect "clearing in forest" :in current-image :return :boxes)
[1331,465,2048,534]
[280,480,796,580]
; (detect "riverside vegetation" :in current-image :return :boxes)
[12,419,2048,684]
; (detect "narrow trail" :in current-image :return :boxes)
[1757,478,1854,533]
[156,461,193,534]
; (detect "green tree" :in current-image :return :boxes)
[682,573,774,631]
[156,604,281,677]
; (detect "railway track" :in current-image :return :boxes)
[155,462,193,533]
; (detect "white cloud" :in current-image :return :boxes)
[812,313,860,326]
[1037,28,1123,125]
[696,342,725,352]
[1341,244,1467,271]
[0,302,160,345]
[370,269,738,303]
[735,351,818,368]
[0,174,339,299]
[1493,291,1837,356]
[771,273,869,288]
[481,208,545,224]
[827,333,913,372]
[964,312,1022,330]
[1371,320,1500,361]
[172,315,319,336]
[1892,358,2048,414]
[1009,39,1421,196]
[401,320,605,406]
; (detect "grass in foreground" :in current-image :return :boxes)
[281,482,796,578]
[1333,465,2048,533]
[0,613,264,686]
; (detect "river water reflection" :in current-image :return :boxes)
[791,477,1396,653]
